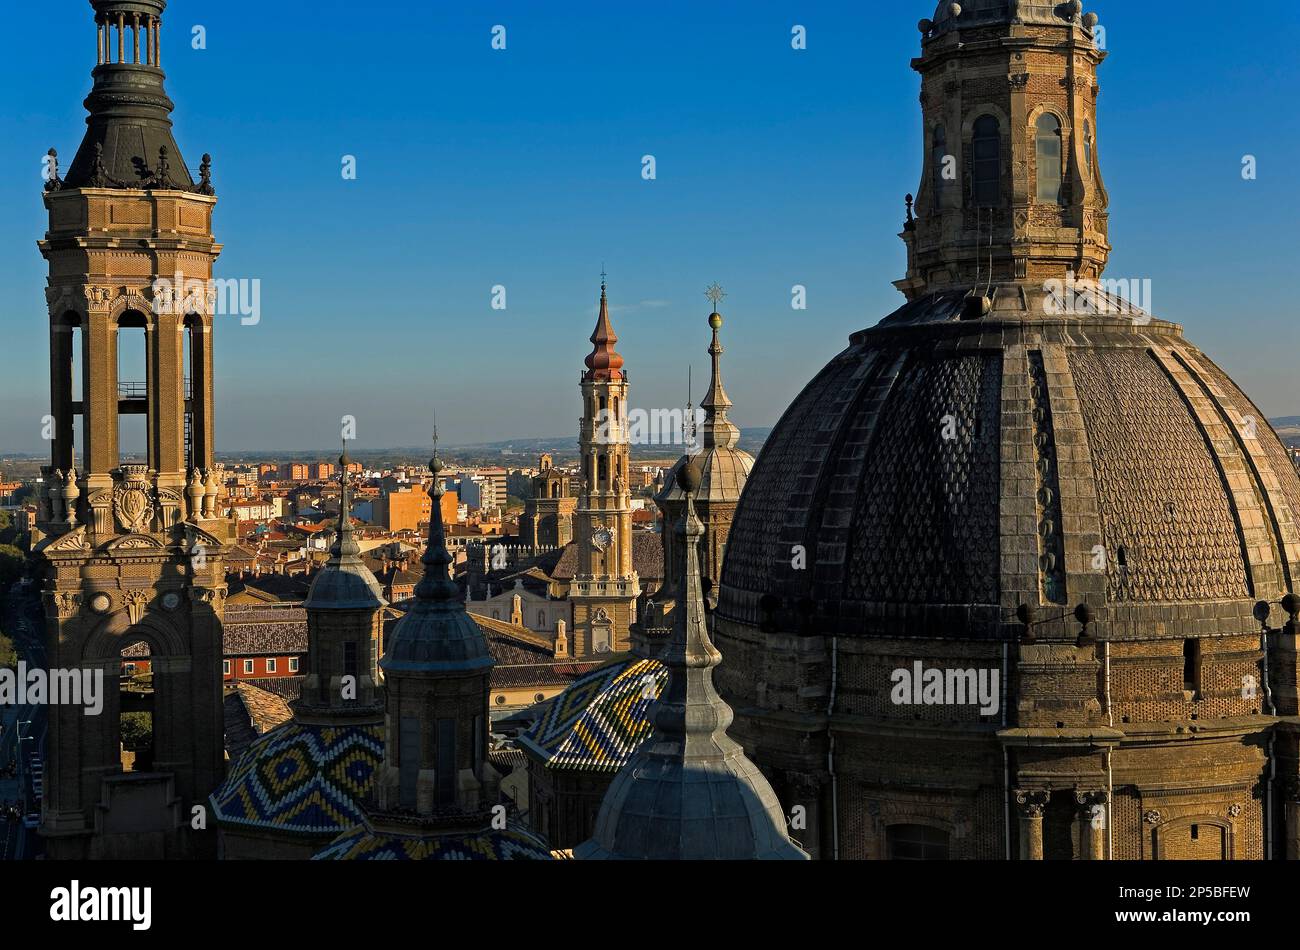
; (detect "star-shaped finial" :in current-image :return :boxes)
[704,282,727,311]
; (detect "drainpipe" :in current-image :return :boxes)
[1106,746,1114,860]
[1001,640,1010,860]
[827,635,839,861]
[1103,640,1114,859]
[1262,626,1277,859]
[1266,733,1276,861]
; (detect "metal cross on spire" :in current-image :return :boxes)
[704,282,727,311]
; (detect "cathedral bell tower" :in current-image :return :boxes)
[33,0,229,860]
[570,279,640,657]
[897,0,1110,305]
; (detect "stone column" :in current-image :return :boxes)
[1015,789,1048,860]
[154,312,186,476]
[117,14,125,64]
[1076,789,1109,860]
[132,14,141,63]
[82,309,118,476]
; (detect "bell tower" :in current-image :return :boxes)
[33,0,229,860]
[897,0,1110,301]
[570,278,640,657]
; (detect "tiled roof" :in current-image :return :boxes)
[223,684,293,762]
[239,676,305,702]
[519,656,666,772]
[223,606,309,656]
[314,819,553,860]
[210,721,383,837]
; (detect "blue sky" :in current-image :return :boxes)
[2,0,1297,453]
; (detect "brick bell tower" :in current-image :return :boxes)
[34,0,229,860]
[570,278,640,657]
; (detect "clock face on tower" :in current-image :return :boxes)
[591,527,613,552]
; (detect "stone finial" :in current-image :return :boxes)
[198,153,215,196]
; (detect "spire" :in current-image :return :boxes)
[576,460,807,860]
[382,436,491,674]
[303,449,385,612]
[701,286,740,452]
[584,275,625,382]
[329,449,361,563]
[413,445,457,603]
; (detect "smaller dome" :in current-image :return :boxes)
[658,447,753,506]
[382,599,492,673]
[304,559,385,611]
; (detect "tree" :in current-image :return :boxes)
[0,545,23,591]
[119,713,154,752]
[0,630,16,670]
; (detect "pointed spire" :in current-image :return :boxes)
[701,290,740,451]
[414,440,457,603]
[576,460,806,860]
[584,274,625,381]
[304,448,385,612]
[329,448,361,563]
[382,431,491,676]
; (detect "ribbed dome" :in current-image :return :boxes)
[658,448,753,507]
[717,287,1300,644]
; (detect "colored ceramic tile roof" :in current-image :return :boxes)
[519,656,667,772]
[210,720,383,837]
[315,820,554,860]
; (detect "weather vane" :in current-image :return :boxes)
[705,282,726,311]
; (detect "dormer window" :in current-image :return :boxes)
[1035,113,1063,203]
[972,115,1001,207]
[931,125,948,205]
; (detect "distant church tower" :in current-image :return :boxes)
[520,454,575,549]
[570,279,640,656]
[34,0,228,860]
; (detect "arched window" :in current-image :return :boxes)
[537,610,545,628]
[931,125,948,204]
[598,455,608,486]
[971,115,1001,207]
[1083,119,1094,177]
[1035,113,1063,203]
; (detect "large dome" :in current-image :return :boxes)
[717,287,1300,644]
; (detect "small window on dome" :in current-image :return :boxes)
[972,115,1001,207]
[931,125,948,205]
[1036,113,1063,203]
